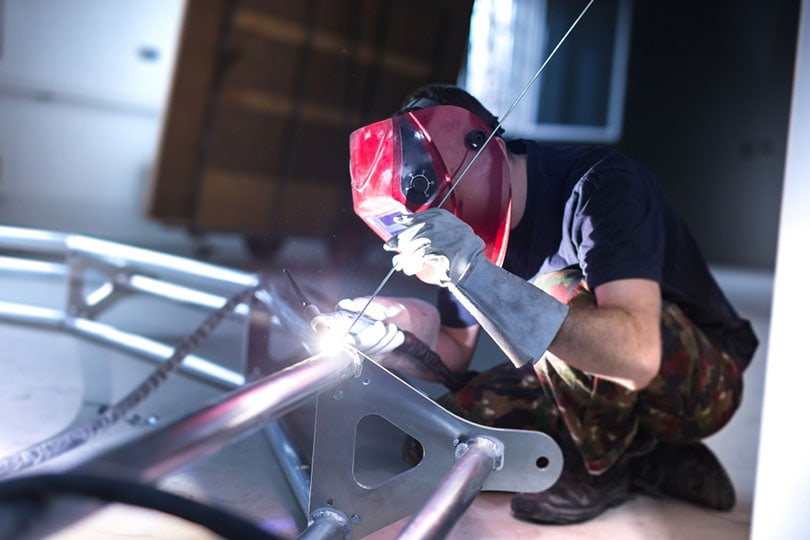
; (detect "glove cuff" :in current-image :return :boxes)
[450,258,569,367]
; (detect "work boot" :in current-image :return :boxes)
[511,451,632,525]
[510,433,659,525]
[630,441,736,511]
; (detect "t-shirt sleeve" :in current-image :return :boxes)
[574,161,666,289]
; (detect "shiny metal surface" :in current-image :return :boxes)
[0,225,563,538]
[0,350,360,540]
[264,419,312,513]
[398,437,502,540]
[0,225,262,388]
[309,359,562,538]
[299,508,352,540]
[78,350,361,483]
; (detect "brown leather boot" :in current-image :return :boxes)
[510,433,659,525]
[630,441,736,511]
[511,461,631,525]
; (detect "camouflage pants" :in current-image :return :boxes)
[438,268,744,475]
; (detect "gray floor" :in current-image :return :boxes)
[0,235,773,539]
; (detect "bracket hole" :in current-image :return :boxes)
[353,414,421,488]
[535,456,550,469]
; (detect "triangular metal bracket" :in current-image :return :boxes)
[309,359,562,538]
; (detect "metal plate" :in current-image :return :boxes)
[309,358,562,538]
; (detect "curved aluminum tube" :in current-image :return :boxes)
[77,349,361,483]
[3,350,362,540]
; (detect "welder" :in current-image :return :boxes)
[317,84,758,524]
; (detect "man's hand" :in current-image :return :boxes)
[384,208,485,286]
[310,298,405,360]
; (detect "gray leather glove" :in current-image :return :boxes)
[384,208,569,368]
[384,208,485,287]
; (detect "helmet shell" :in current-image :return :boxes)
[349,105,511,266]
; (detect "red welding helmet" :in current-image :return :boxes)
[349,105,512,266]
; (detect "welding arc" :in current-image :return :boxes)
[0,282,264,479]
[345,0,596,332]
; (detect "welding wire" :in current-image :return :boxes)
[345,0,596,330]
[0,281,265,479]
[343,265,398,335]
[438,0,595,208]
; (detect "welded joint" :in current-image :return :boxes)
[454,435,505,471]
[308,507,352,540]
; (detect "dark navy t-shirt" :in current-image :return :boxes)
[439,140,757,370]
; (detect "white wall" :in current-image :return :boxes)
[751,1,810,538]
[0,0,188,247]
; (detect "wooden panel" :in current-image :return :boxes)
[148,0,473,238]
[195,168,277,231]
[147,0,231,224]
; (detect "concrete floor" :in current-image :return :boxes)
[0,234,773,539]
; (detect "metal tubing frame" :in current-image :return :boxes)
[0,225,259,388]
[6,349,361,540]
[307,356,561,538]
[77,350,361,483]
[0,225,563,539]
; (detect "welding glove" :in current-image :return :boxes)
[384,208,485,287]
[311,298,405,359]
[385,208,569,368]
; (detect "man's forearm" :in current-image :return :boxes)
[547,303,661,391]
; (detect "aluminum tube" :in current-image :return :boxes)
[124,275,250,317]
[0,226,68,253]
[297,509,350,540]
[264,420,311,513]
[0,302,63,328]
[0,308,245,388]
[397,439,501,540]
[297,518,347,540]
[0,226,256,289]
[4,352,360,540]
[65,317,245,388]
[66,235,257,288]
[77,349,360,483]
[0,256,66,277]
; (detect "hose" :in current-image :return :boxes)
[397,331,477,391]
[0,473,283,540]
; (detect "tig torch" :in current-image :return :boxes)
[282,269,471,391]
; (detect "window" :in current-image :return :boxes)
[462,0,633,143]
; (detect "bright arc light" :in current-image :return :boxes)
[315,328,353,356]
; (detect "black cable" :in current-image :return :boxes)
[0,473,283,540]
[396,331,477,391]
[0,282,264,479]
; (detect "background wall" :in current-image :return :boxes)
[0,0,801,269]
[751,1,809,536]
[0,0,189,249]
[617,1,800,270]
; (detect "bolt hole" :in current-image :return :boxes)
[535,456,549,469]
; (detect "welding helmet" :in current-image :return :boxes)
[349,105,512,266]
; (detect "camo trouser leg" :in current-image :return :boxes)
[437,268,744,474]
